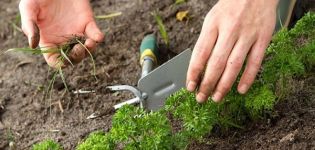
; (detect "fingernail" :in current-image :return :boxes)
[196,93,207,103]
[95,33,104,42]
[187,81,197,92]
[28,36,32,48]
[29,35,40,48]
[212,92,223,102]
[30,23,40,48]
[239,84,249,94]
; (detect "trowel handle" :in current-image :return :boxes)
[140,34,158,78]
[140,34,158,66]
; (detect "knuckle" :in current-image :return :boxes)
[190,64,204,76]
[226,21,241,33]
[248,59,261,69]
[194,45,210,57]
[188,65,204,80]
[217,84,230,93]
[200,77,215,91]
[199,82,212,95]
[229,57,243,69]
[211,56,226,70]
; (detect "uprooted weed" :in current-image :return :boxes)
[5,35,97,101]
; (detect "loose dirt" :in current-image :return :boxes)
[0,0,314,149]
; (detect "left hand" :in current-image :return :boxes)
[19,0,104,68]
[186,0,278,103]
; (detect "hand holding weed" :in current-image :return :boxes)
[19,0,104,68]
[186,0,279,103]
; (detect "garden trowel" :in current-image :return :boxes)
[107,34,192,111]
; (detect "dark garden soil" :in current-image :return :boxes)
[0,0,314,149]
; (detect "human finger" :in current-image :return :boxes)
[237,36,271,94]
[85,21,104,43]
[186,15,218,92]
[68,44,86,64]
[84,38,97,54]
[212,33,256,102]
[196,28,238,103]
[19,0,40,48]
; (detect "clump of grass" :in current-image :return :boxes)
[6,35,97,100]
[75,38,97,80]
[32,139,62,150]
[152,11,170,46]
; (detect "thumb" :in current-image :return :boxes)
[19,0,40,48]
[85,21,104,43]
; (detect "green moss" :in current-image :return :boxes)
[32,139,62,150]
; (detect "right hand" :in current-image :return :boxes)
[19,0,104,68]
[186,0,278,103]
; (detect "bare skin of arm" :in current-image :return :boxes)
[186,0,279,103]
[19,0,104,67]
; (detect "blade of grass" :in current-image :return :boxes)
[152,12,169,46]
[10,22,22,33]
[95,12,122,19]
[76,39,97,80]
[175,0,186,5]
[58,67,69,92]
[43,70,58,101]
[6,47,60,54]
[60,48,74,67]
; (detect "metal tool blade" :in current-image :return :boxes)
[138,49,192,111]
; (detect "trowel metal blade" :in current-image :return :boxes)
[138,49,192,111]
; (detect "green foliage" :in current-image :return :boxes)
[290,12,315,37]
[110,105,172,149]
[166,89,218,139]
[264,12,315,96]
[152,11,170,46]
[245,85,276,119]
[299,40,315,69]
[263,44,305,92]
[217,88,246,128]
[175,0,186,5]
[32,139,62,150]
[77,132,114,150]
[77,105,173,150]
[264,30,304,85]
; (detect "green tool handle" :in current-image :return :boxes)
[140,34,158,66]
[140,34,158,78]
